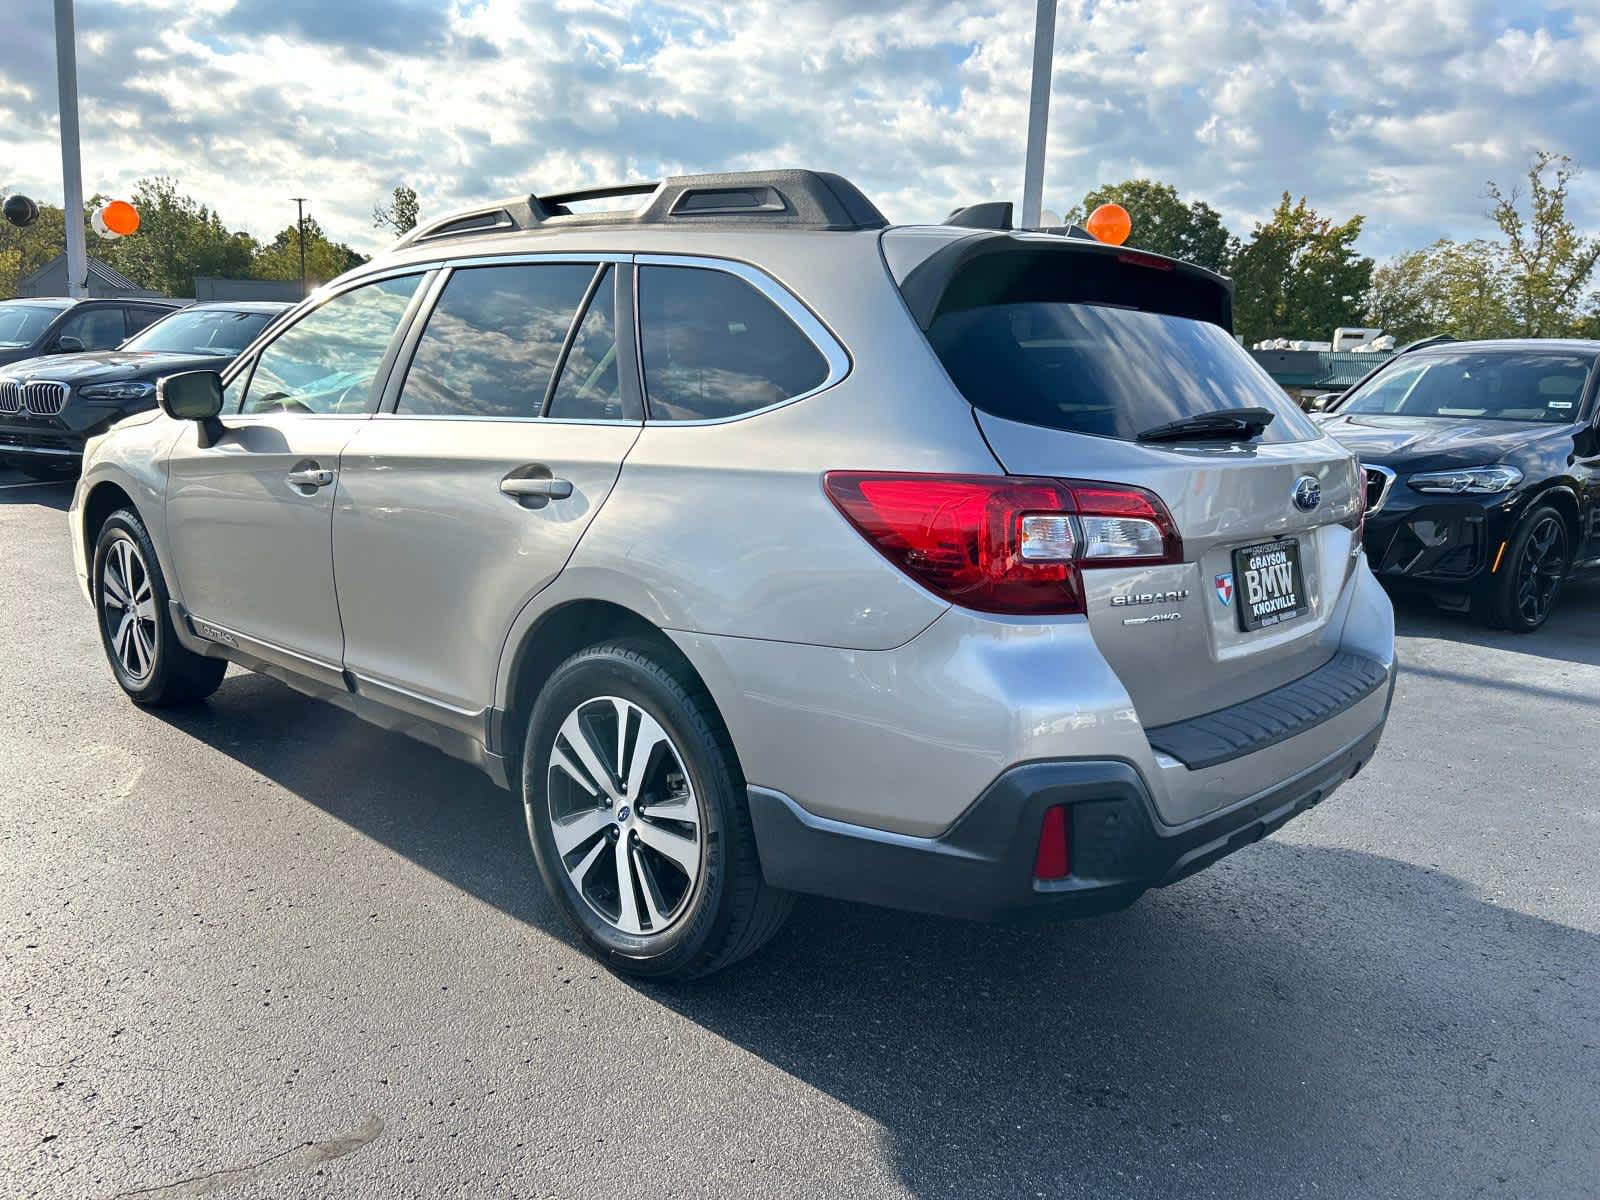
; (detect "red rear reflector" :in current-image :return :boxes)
[823,473,1181,616]
[1034,804,1071,880]
[1116,250,1175,271]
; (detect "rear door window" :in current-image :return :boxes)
[397,263,595,419]
[638,265,828,421]
[926,301,1318,443]
[547,266,626,421]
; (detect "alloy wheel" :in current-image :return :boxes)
[544,696,702,936]
[1515,515,1567,627]
[101,536,158,683]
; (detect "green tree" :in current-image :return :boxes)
[373,185,420,236]
[1485,151,1600,336]
[0,198,67,297]
[1069,179,1234,273]
[1231,193,1373,345]
[1366,239,1516,343]
[251,216,367,288]
[94,177,257,297]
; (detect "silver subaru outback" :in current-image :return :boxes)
[69,170,1395,979]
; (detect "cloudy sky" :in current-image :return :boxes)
[2,0,1596,257]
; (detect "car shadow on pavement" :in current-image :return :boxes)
[151,671,1600,1199]
[0,476,73,511]
[1390,578,1600,669]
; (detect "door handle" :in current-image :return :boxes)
[500,477,574,501]
[286,467,336,489]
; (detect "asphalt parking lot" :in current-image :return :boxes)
[1,465,1596,1200]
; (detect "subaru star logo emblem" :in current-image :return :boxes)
[1292,476,1322,512]
[615,805,631,823]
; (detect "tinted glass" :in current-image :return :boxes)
[124,306,170,337]
[927,302,1318,443]
[58,306,127,351]
[639,266,828,421]
[0,305,59,347]
[242,275,420,415]
[399,263,594,419]
[548,267,624,420]
[124,309,274,356]
[1342,350,1595,423]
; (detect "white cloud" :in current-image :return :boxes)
[0,0,1595,262]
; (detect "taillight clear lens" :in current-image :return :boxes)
[823,472,1181,616]
[1078,515,1167,560]
[1020,514,1076,560]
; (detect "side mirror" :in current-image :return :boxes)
[1309,391,1342,412]
[53,335,85,354]
[158,370,225,447]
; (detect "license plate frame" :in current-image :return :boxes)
[1231,539,1308,632]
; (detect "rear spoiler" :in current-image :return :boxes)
[897,231,1236,333]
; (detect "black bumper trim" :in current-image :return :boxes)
[748,720,1386,922]
[1144,652,1388,770]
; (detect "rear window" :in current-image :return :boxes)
[927,301,1318,443]
[1341,350,1595,423]
[639,265,828,421]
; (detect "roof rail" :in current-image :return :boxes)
[392,170,887,250]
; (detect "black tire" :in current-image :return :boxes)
[1481,504,1570,633]
[522,640,792,980]
[92,508,227,705]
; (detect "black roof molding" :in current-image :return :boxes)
[394,170,887,249]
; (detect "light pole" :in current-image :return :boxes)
[53,0,87,298]
[1020,0,1057,231]
[291,197,308,296]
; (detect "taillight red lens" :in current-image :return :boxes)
[823,472,1181,616]
[1033,804,1071,880]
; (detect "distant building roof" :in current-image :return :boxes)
[18,253,142,293]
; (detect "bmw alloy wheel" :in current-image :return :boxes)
[1515,514,1567,627]
[544,696,703,935]
[101,535,158,683]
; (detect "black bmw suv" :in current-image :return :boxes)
[0,300,287,476]
[1320,339,1600,631]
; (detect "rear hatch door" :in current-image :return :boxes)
[899,232,1364,728]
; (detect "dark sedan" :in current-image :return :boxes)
[1319,339,1600,631]
[0,301,289,476]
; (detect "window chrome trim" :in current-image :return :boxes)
[371,413,639,426]
[633,252,852,426]
[420,252,632,270]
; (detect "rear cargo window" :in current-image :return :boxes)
[927,301,1318,443]
[639,266,828,421]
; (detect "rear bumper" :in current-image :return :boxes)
[750,705,1389,921]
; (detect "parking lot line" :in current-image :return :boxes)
[0,479,73,490]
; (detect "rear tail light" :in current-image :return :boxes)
[1343,463,1368,547]
[823,472,1181,615]
[1033,804,1071,880]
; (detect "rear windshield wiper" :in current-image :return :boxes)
[1136,407,1276,444]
